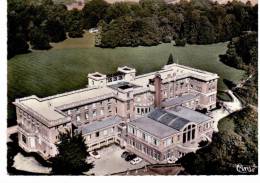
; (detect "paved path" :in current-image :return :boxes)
[212,90,243,132]
[13,153,51,174]
[7,125,18,142]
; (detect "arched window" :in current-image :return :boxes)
[182,124,196,143]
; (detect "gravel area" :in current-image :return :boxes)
[87,145,149,175]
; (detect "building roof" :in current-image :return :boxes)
[108,81,140,91]
[76,116,122,135]
[130,107,212,138]
[14,63,217,126]
[148,109,190,131]
[166,106,212,123]
[129,117,177,139]
[15,86,114,122]
[161,94,199,108]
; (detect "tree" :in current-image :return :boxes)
[29,26,51,50]
[82,0,109,29]
[167,53,174,65]
[175,38,186,46]
[66,10,84,38]
[50,130,93,175]
[179,107,258,175]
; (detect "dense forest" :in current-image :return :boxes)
[8,0,258,58]
[220,31,257,105]
[179,107,258,175]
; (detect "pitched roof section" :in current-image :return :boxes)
[148,109,190,131]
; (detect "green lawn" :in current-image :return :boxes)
[8,42,245,125]
[50,32,95,49]
[217,91,233,102]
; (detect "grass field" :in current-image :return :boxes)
[50,32,95,49]
[8,42,245,125]
[217,91,233,102]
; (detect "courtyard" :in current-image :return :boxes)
[86,144,149,176]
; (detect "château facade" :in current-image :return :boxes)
[13,63,218,163]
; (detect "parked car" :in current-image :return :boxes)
[89,150,100,159]
[125,153,137,161]
[130,157,142,165]
[121,151,130,159]
[167,157,178,164]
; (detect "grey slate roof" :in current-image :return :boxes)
[148,109,190,131]
[77,116,122,135]
[129,117,177,139]
[131,107,212,138]
[161,94,198,108]
[166,106,212,123]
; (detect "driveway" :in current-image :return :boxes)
[212,90,242,132]
[86,145,149,175]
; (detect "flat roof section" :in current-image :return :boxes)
[18,86,114,121]
[166,106,212,123]
[129,117,177,139]
[77,116,122,135]
[108,81,140,90]
[161,94,199,108]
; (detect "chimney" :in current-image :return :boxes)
[154,73,162,108]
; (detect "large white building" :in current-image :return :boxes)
[13,63,218,162]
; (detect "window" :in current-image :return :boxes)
[93,110,96,117]
[22,134,27,144]
[153,138,158,146]
[127,102,130,110]
[137,108,140,114]
[76,116,80,122]
[166,138,172,146]
[142,133,146,140]
[68,110,71,115]
[103,130,107,136]
[95,132,99,137]
[100,108,104,115]
[127,92,130,98]
[85,112,89,119]
[182,124,196,143]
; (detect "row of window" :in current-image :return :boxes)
[136,107,151,115]
[128,139,161,161]
[86,127,115,141]
[67,99,112,115]
[128,126,159,146]
[74,108,113,122]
